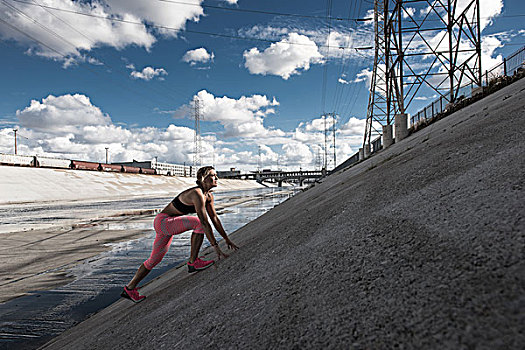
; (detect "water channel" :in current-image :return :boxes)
[0,187,297,350]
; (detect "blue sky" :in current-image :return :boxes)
[0,0,523,171]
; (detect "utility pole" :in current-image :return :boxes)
[13,129,18,155]
[105,147,109,164]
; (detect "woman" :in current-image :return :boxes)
[121,166,239,302]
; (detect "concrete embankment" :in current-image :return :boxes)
[0,166,264,205]
[43,78,524,349]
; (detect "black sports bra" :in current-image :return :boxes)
[171,195,196,214]
[171,190,211,214]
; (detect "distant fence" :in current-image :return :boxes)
[411,46,525,126]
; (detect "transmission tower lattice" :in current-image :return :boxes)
[193,97,202,168]
[364,0,482,149]
[322,113,337,170]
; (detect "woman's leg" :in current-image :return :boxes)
[125,214,173,290]
[126,214,204,288]
[190,232,204,263]
[127,263,150,290]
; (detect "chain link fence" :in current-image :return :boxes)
[411,46,525,126]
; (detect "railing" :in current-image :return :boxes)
[411,46,525,126]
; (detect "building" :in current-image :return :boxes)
[217,168,241,178]
[113,160,193,177]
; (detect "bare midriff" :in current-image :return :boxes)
[160,202,184,216]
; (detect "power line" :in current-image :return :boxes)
[331,0,365,116]
[328,0,371,125]
[0,0,189,110]
[6,0,374,50]
[159,0,369,21]
[160,0,525,22]
[0,17,67,61]
[27,0,189,100]
[2,0,81,53]
[320,0,333,115]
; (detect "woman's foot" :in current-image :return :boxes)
[188,257,214,273]
[121,286,146,303]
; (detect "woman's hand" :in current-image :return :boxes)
[225,238,239,251]
[214,245,229,260]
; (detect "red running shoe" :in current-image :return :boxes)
[121,286,146,303]
[188,257,214,273]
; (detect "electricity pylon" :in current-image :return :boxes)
[193,97,202,168]
[322,112,337,170]
[364,0,482,149]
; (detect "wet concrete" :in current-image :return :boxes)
[0,188,295,350]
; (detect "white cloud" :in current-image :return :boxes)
[282,142,312,165]
[175,90,283,139]
[403,7,416,19]
[339,117,366,136]
[104,0,203,37]
[3,93,198,164]
[16,94,111,134]
[243,33,323,79]
[471,0,502,30]
[241,25,291,40]
[420,6,432,16]
[353,68,373,87]
[0,0,204,65]
[170,93,369,170]
[240,25,374,61]
[2,92,372,172]
[130,66,168,80]
[287,115,365,170]
[182,48,215,66]
[481,35,504,71]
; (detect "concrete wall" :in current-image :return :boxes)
[0,166,264,205]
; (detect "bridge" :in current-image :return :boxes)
[221,170,326,187]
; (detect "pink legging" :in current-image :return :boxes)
[143,213,204,270]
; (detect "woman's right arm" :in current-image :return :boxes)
[193,190,228,260]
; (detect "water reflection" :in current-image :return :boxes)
[0,187,297,349]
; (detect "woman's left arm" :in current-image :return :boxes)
[206,194,239,250]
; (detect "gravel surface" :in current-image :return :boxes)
[41,78,525,350]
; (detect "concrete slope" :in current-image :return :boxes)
[0,166,263,205]
[42,78,525,349]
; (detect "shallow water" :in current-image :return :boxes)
[0,187,297,350]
